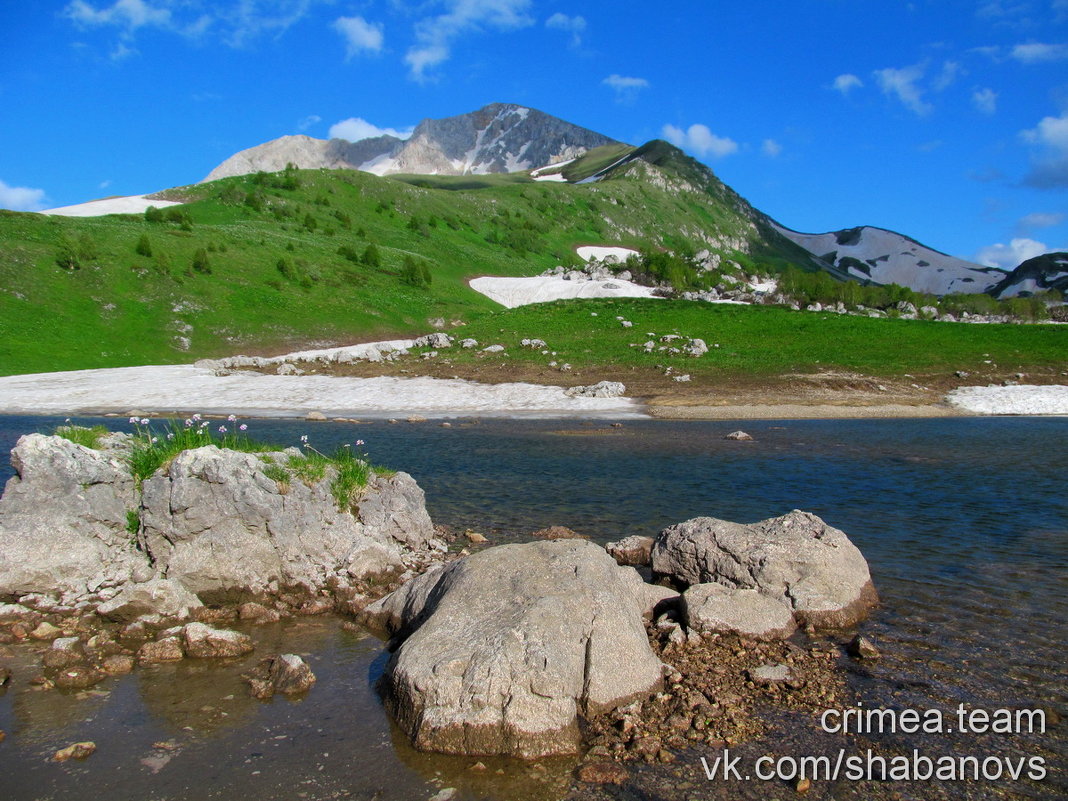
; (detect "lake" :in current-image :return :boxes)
[0,414,1065,800]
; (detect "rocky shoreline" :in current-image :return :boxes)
[0,428,884,797]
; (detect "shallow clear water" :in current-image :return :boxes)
[0,415,1065,799]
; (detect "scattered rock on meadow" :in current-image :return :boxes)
[564,381,626,398]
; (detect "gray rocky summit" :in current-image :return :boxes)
[203,103,618,181]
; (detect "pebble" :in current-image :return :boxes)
[53,741,96,761]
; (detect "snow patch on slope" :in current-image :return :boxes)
[0,366,640,418]
[469,276,659,309]
[42,195,183,217]
[946,385,1068,415]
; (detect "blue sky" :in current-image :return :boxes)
[1,0,1066,269]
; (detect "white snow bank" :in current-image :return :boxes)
[0,365,641,419]
[946,385,1068,415]
[42,194,183,217]
[533,173,568,182]
[576,246,640,263]
[469,276,661,309]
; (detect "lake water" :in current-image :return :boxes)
[0,414,1065,800]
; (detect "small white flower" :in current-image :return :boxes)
[184,418,193,427]
[151,437,158,443]
[129,416,138,424]
[227,414,237,422]
[355,439,365,446]
[192,413,202,421]
[239,424,248,431]
[167,433,175,440]
[218,425,227,434]
[300,434,308,443]
[140,418,150,426]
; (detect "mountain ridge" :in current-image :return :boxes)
[204,103,618,182]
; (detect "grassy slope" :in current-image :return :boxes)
[444,298,1068,379]
[0,149,802,376]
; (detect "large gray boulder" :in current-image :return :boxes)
[0,434,148,601]
[364,540,663,758]
[140,446,433,602]
[0,434,438,608]
[651,510,878,629]
[682,583,796,640]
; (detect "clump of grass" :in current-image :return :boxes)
[126,415,281,483]
[327,446,373,511]
[261,461,291,491]
[54,424,109,449]
[126,509,141,537]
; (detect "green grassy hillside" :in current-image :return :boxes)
[0,145,817,376]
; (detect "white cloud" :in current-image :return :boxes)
[328,118,414,142]
[933,60,963,91]
[0,179,48,212]
[333,16,383,58]
[1017,212,1065,232]
[99,179,112,189]
[873,64,932,115]
[832,74,863,94]
[545,12,585,47]
[1011,42,1068,63]
[405,0,534,81]
[63,0,324,49]
[662,123,738,159]
[975,237,1050,269]
[761,139,782,158]
[972,87,998,114]
[1020,110,1068,188]
[64,0,171,30]
[602,74,649,102]
[297,114,321,131]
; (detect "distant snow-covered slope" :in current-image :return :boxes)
[42,194,183,217]
[203,103,617,182]
[987,251,1068,298]
[772,223,1006,295]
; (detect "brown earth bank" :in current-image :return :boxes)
[243,356,1068,420]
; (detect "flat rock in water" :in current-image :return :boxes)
[182,622,253,658]
[530,525,584,540]
[724,430,753,441]
[364,540,663,758]
[652,510,878,629]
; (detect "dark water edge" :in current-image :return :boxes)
[0,414,1065,800]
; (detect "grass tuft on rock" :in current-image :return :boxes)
[126,417,280,483]
[54,424,110,449]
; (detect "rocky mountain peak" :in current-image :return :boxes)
[202,102,618,182]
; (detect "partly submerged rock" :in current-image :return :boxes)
[652,510,877,630]
[96,578,203,622]
[364,540,663,758]
[182,622,254,658]
[564,381,626,398]
[605,535,654,566]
